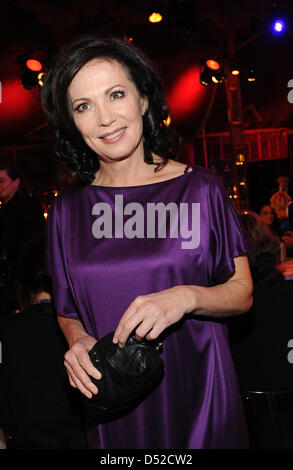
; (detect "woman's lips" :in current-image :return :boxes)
[100,127,126,143]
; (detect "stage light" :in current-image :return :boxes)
[17,55,45,90]
[149,12,163,23]
[236,153,245,164]
[206,59,221,71]
[163,115,171,126]
[200,67,212,87]
[267,4,289,35]
[247,67,256,82]
[231,59,240,75]
[273,19,286,33]
[21,69,39,89]
[211,69,225,83]
[26,59,43,72]
[38,72,45,87]
[200,62,225,86]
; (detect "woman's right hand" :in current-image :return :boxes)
[64,334,102,399]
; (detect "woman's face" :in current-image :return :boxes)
[67,59,147,163]
[260,205,275,225]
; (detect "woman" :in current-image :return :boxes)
[42,35,253,449]
[259,204,277,234]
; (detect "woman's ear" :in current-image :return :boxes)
[141,97,148,116]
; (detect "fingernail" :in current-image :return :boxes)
[92,370,101,380]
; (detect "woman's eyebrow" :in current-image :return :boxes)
[72,97,89,105]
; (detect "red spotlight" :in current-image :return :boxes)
[26,59,43,72]
[206,59,221,71]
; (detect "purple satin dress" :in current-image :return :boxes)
[46,165,250,449]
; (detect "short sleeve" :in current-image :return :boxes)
[207,175,252,285]
[45,194,80,320]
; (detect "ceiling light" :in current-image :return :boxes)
[149,12,163,23]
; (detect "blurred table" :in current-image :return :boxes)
[278,258,293,280]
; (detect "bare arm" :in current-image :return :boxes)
[184,255,253,318]
[113,255,253,347]
[57,314,101,398]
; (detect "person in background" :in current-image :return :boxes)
[269,170,293,200]
[0,232,88,449]
[276,172,293,198]
[259,204,278,236]
[228,211,293,448]
[0,161,45,317]
[270,191,293,256]
[282,200,293,251]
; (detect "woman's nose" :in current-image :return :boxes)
[96,104,115,127]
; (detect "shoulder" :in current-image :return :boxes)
[163,160,219,183]
[190,165,221,182]
[55,184,83,200]
[186,165,228,196]
[49,184,84,213]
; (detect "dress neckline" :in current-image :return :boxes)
[87,165,195,190]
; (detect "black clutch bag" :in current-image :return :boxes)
[83,331,164,422]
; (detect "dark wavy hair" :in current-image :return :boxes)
[0,161,22,181]
[41,35,181,185]
[239,211,283,290]
[0,161,26,194]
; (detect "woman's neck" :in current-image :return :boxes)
[91,155,166,187]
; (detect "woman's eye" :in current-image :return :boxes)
[74,103,90,113]
[110,90,125,100]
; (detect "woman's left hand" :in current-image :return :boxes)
[113,286,193,347]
